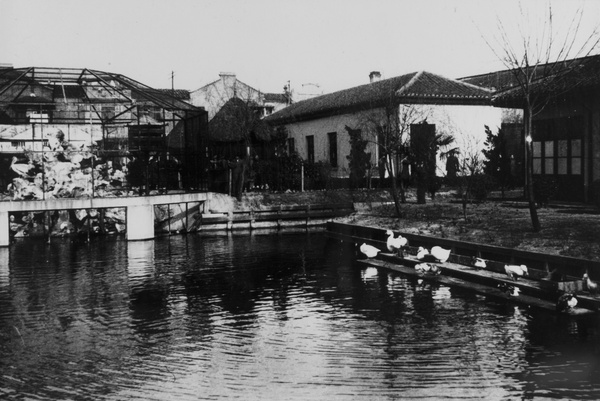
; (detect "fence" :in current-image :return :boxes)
[208,156,390,196]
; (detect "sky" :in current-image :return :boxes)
[1,0,599,97]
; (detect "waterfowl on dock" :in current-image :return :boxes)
[556,293,578,313]
[415,263,441,276]
[471,257,487,269]
[386,230,407,253]
[430,246,451,263]
[504,264,528,281]
[359,243,380,259]
[583,273,598,295]
[416,247,438,262]
[498,282,520,296]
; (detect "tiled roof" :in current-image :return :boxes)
[156,89,190,100]
[265,71,491,124]
[263,92,288,103]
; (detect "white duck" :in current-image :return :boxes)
[416,247,430,260]
[498,282,520,297]
[360,243,380,259]
[504,264,528,281]
[583,273,598,295]
[386,230,407,253]
[430,246,451,263]
[556,293,578,312]
[472,257,487,269]
[415,263,441,276]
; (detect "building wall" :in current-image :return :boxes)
[283,103,512,178]
[533,94,600,201]
[284,111,381,177]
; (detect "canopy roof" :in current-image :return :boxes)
[460,53,600,108]
[0,66,199,112]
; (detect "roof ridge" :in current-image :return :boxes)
[426,70,493,93]
[396,71,423,96]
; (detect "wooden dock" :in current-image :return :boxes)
[200,203,354,230]
[327,221,600,315]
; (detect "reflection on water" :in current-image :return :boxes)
[0,233,599,400]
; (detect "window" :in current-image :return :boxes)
[288,138,295,154]
[306,135,314,164]
[328,132,337,167]
[532,117,583,176]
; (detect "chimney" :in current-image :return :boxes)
[219,72,236,89]
[369,71,381,83]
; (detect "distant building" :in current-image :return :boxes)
[189,72,291,161]
[190,72,291,121]
[265,70,509,180]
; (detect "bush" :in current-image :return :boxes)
[533,176,559,207]
[304,161,333,190]
[456,174,497,201]
[255,154,303,191]
[428,176,443,199]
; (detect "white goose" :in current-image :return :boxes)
[386,230,408,253]
[359,243,380,259]
[583,273,598,295]
[504,264,528,281]
[430,246,451,263]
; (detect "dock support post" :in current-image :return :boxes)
[0,211,9,247]
[127,204,155,241]
[227,211,233,230]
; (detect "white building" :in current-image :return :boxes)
[265,71,515,178]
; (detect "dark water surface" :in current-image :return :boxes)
[1,231,600,400]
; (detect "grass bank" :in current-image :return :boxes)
[241,188,600,261]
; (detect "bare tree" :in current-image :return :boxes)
[358,101,426,216]
[483,2,600,231]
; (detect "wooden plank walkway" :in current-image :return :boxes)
[327,221,600,315]
[357,258,594,315]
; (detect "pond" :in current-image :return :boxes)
[1,231,599,400]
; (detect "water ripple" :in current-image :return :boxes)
[0,234,599,400]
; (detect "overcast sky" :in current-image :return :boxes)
[1,0,599,96]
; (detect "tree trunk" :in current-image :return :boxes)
[524,107,541,232]
[386,160,402,217]
[416,165,427,204]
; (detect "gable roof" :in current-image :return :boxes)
[264,71,492,125]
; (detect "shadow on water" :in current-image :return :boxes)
[0,233,599,400]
